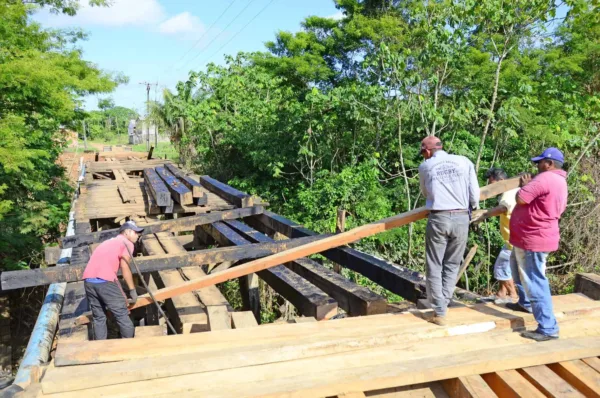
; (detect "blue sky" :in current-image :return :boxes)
[33,0,341,113]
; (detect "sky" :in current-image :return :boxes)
[33,0,342,113]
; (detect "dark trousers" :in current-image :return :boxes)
[425,211,470,316]
[84,281,135,340]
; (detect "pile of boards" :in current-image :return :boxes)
[33,293,600,397]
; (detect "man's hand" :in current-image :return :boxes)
[128,289,138,305]
[519,173,532,187]
[470,209,487,224]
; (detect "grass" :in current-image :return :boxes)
[133,141,179,162]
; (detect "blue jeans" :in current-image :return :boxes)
[510,247,559,336]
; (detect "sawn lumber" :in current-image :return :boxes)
[129,178,520,309]
[58,206,264,249]
[1,235,325,290]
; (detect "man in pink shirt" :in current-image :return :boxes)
[507,148,568,342]
[82,221,144,339]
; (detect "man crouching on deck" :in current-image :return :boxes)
[82,221,143,339]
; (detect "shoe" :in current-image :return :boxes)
[428,315,447,326]
[494,297,514,305]
[505,302,532,313]
[521,330,559,342]
[477,295,496,303]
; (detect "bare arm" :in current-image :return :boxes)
[470,205,508,224]
[120,257,135,291]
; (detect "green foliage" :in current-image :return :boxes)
[154,0,599,296]
[85,103,138,141]
[0,0,123,270]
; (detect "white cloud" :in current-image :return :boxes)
[158,12,205,36]
[326,11,344,20]
[35,0,165,27]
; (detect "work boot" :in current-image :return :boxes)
[506,302,532,313]
[428,315,447,326]
[521,330,559,342]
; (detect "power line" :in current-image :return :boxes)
[168,0,239,72]
[201,0,278,66]
[178,0,260,72]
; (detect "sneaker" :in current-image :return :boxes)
[521,330,559,342]
[505,302,532,313]
[494,297,514,305]
[428,315,447,326]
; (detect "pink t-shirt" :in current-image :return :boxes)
[509,169,568,252]
[82,235,134,282]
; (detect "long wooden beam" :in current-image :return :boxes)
[143,168,172,206]
[200,175,254,208]
[164,164,207,205]
[1,235,325,290]
[225,220,387,316]
[155,166,193,205]
[58,206,264,249]
[129,178,519,309]
[202,222,338,320]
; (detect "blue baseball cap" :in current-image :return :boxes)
[531,147,564,163]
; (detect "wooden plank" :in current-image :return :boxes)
[57,206,264,249]
[44,246,61,265]
[42,319,600,396]
[117,185,130,203]
[202,222,337,320]
[143,184,161,215]
[207,305,231,331]
[582,357,600,373]
[164,164,207,204]
[155,166,193,205]
[337,392,365,398]
[226,220,387,316]
[482,370,545,398]
[519,365,584,397]
[200,175,254,207]
[57,282,89,341]
[231,311,258,329]
[365,382,449,397]
[575,273,600,300]
[441,375,497,397]
[134,325,166,338]
[2,234,323,290]
[548,360,600,397]
[143,168,172,206]
[147,145,154,160]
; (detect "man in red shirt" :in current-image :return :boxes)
[507,148,568,341]
[82,221,143,339]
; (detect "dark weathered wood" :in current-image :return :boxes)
[245,211,427,302]
[225,220,387,316]
[200,175,253,208]
[202,222,338,320]
[147,145,154,160]
[1,235,326,290]
[75,221,92,235]
[164,164,207,204]
[575,273,600,300]
[44,246,61,265]
[155,166,193,205]
[117,185,131,203]
[143,168,172,206]
[59,206,264,249]
[57,282,89,341]
[144,184,161,215]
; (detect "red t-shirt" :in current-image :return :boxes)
[82,235,134,282]
[509,169,568,252]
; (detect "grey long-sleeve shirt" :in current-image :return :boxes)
[418,150,480,211]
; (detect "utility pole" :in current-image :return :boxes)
[139,81,157,151]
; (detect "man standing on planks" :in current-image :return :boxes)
[482,167,520,304]
[507,148,568,342]
[418,136,480,326]
[82,221,144,339]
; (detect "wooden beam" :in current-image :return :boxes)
[482,370,545,398]
[164,164,208,204]
[57,282,89,341]
[155,166,193,205]
[147,145,154,160]
[470,205,506,224]
[207,305,231,331]
[143,184,161,215]
[1,235,325,290]
[200,175,254,207]
[441,375,496,397]
[44,246,61,265]
[547,360,600,397]
[129,178,519,309]
[117,185,130,203]
[519,365,583,397]
[143,168,172,206]
[231,311,258,329]
[58,206,264,249]
[202,222,337,320]
[575,273,600,300]
[225,220,387,316]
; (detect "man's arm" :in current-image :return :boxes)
[470,205,508,224]
[468,161,480,209]
[120,257,135,291]
[516,174,546,206]
[419,166,429,198]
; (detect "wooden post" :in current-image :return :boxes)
[334,209,346,274]
[574,273,600,300]
[457,245,479,290]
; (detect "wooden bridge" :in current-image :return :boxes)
[8,156,600,397]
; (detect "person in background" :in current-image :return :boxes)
[418,136,480,326]
[82,221,143,340]
[484,167,520,304]
[507,148,568,341]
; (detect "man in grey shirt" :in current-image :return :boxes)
[418,136,480,325]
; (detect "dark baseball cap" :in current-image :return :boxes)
[119,221,144,233]
[531,147,564,163]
